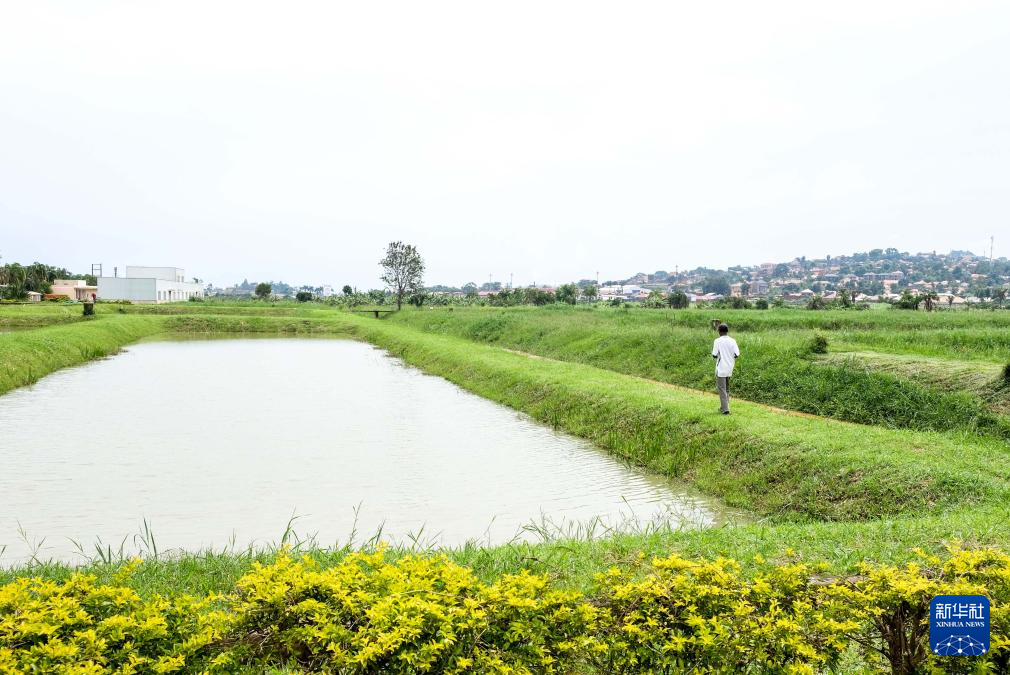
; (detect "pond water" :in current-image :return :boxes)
[0,339,733,564]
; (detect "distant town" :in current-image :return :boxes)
[205,247,1010,307]
[3,247,1009,308]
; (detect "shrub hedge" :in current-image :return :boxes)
[2,546,1008,674]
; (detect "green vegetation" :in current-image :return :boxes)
[380,240,425,310]
[386,306,1010,438]
[0,316,162,396]
[254,281,272,299]
[6,302,1010,672]
[7,546,1010,673]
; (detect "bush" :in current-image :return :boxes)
[295,291,313,302]
[5,547,1010,673]
[893,291,922,310]
[754,298,769,310]
[667,291,690,309]
[595,553,851,673]
[224,551,599,672]
[806,295,829,310]
[0,562,223,673]
[642,290,667,308]
[556,283,579,305]
[810,333,829,354]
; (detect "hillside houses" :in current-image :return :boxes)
[608,249,1008,305]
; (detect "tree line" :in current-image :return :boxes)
[0,259,94,301]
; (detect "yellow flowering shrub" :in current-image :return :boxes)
[0,562,226,674]
[822,546,1010,674]
[2,546,1010,673]
[222,550,600,672]
[593,553,856,673]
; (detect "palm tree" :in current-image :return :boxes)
[922,291,938,312]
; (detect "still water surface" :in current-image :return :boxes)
[0,339,730,563]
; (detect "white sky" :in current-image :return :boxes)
[1,1,1008,288]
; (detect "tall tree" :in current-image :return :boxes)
[379,241,425,310]
[702,276,731,296]
[556,283,579,305]
[254,282,272,299]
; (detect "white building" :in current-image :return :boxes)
[98,266,204,303]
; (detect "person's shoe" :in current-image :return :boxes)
[721,411,730,415]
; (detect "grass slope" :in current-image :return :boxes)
[0,315,163,395]
[323,313,1010,522]
[387,306,1010,438]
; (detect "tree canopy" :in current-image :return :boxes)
[380,242,425,310]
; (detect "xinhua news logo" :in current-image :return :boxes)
[930,595,990,656]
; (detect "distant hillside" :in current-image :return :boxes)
[610,249,1009,300]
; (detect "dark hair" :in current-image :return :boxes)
[718,324,729,334]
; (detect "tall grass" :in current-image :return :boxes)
[328,313,1010,522]
[387,307,1010,438]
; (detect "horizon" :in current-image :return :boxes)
[0,242,1001,291]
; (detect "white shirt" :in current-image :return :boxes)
[712,335,740,378]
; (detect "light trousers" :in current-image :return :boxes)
[717,376,731,413]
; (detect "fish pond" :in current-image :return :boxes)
[0,338,736,563]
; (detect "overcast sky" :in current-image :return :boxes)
[1,2,1008,288]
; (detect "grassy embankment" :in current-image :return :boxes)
[0,314,163,395]
[0,302,87,329]
[4,305,1010,599]
[387,306,1010,437]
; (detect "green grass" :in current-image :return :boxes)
[820,350,1008,402]
[0,315,164,395]
[5,302,1010,602]
[334,313,1010,520]
[0,303,85,329]
[7,504,1010,599]
[386,306,1010,438]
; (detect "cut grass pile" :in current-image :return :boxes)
[819,351,1010,412]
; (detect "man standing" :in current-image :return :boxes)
[712,324,740,414]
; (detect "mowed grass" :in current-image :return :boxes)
[386,306,1010,438]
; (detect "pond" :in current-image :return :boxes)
[0,338,735,564]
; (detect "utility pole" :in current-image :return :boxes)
[509,272,513,289]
